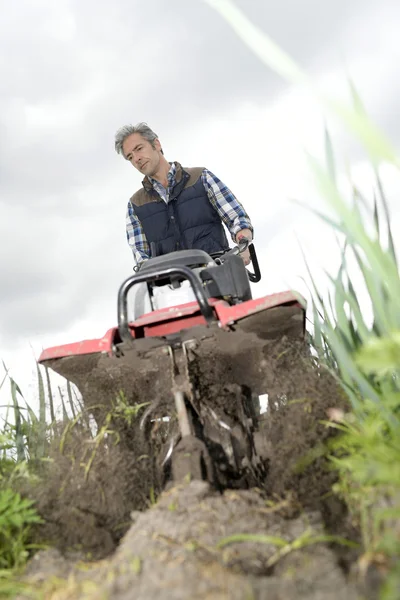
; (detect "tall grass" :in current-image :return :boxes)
[204,1,400,597]
[0,362,91,460]
[0,360,92,593]
[309,153,400,596]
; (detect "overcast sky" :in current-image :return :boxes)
[1,0,400,409]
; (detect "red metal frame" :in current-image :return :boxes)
[38,328,117,361]
[38,291,304,363]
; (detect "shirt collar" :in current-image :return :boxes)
[148,162,177,189]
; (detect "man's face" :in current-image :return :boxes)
[122,133,162,177]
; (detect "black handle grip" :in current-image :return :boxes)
[247,244,261,283]
[236,239,262,283]
[117,265,216,344]
[214,239,262,283]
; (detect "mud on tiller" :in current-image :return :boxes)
[39,241,306,490]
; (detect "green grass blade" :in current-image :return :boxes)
[324,96,399,167]
[45,366,55,425]
[311,303,324,355]
[204,0,307,86]
[73,389,91,431]
[35,365,47,460]
[10,378,25,462]
[67,380,76,419]
[324,125,337,185]
[22,397,38,426]
[348,76,367,116]
[374,170,398,267]
[291,198,344,233]
[351,247,392,335]
[319,309,381,406]
[308,157,400,327]
[0,362,8,392]
[217,533,287,548]
[58,387,69,421]
[373,193,380,240]
[298,245,325,310]
[347,279,371,342]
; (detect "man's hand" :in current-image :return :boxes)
[236,229,252,266]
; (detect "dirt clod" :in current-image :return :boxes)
[22,481,359,600]
[20,337,367,598]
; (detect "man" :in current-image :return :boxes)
[114,122,253,267]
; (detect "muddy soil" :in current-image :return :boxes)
[18,337,380,598]
[22,481,362,600]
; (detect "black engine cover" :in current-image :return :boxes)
[201,255,252,302]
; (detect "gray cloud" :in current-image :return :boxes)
[0,0,397,350]
[1,0,380,204]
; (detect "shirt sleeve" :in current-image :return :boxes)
[201,169,253,242]
[126,201,150,265]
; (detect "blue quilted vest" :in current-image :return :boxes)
[130,164,230,257]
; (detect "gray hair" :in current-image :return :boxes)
[114,122,162,158]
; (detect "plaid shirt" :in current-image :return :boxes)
[126,162,253,265]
